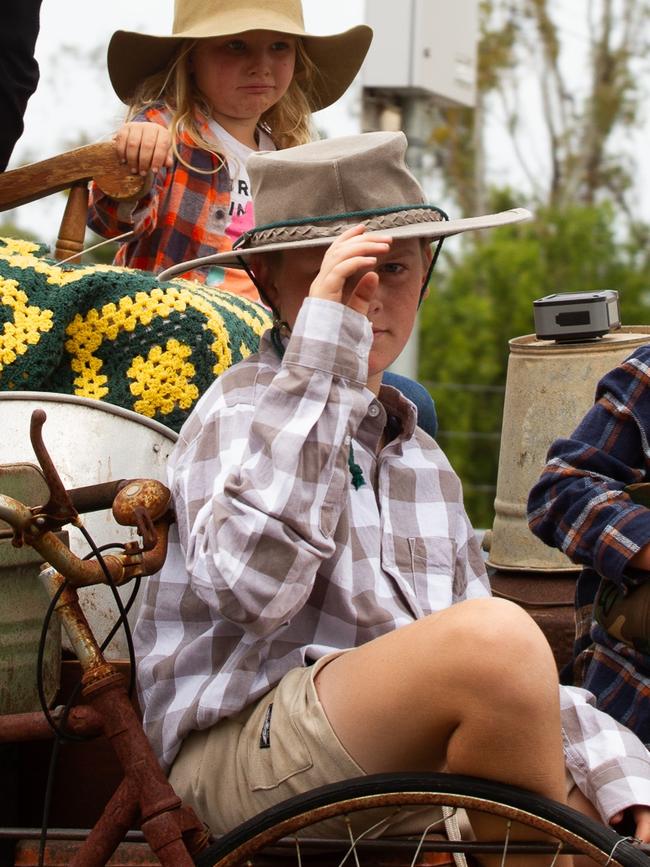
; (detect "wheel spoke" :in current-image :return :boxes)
[500,818,512,867]
[340,810,402,867]
[410,812,452,867]
[346,817,361,867]
[548,840,563,867]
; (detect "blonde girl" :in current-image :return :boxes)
[88,0,371,298]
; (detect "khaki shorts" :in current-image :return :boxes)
[169,653,455,839]
[169,653,575,843]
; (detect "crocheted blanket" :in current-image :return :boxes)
[0,237,272,432]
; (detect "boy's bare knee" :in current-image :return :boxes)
[427,598,558,707]
[481,597,551,649]
[438,597,547,652]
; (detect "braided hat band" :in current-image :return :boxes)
[158,133,533,281]
[233,205,448,252]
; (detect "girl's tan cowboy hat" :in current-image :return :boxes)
[158,131,533,280]
[108,0,373,109]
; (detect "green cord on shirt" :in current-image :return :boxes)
[270,323,366,490]
[347,442,366,490]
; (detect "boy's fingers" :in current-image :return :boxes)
[615,806,650,843]
[325,226,392,261]
[329,231,392,256]
[632,806,650,843]
[335,223,369,242]
[347,270,379,315]
[126,147,143,175]
[311,256,378,302]
[319,239,390,278]
[309,227,393,306]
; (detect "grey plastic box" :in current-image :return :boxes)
[533,291,621,342]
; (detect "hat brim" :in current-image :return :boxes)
[158,208,533,281]
[108,25,372,110]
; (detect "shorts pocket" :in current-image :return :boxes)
[246,703,314,791]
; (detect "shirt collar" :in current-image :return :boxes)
[378,383,418,440]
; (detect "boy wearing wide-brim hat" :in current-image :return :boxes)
[137,132,650,841]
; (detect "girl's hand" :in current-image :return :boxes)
[113,121,173,176]
[309,224,392,318]
[611,806,650,843]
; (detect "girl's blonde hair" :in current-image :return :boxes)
[126,38,322,171]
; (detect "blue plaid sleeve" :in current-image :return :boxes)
[527,345,650,589]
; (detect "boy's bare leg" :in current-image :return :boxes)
[315,597,571,865]
[567,789,602,867]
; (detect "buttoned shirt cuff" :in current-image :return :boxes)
[283,297,372,385]
[583,757,650,823]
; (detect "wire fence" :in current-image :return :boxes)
[422,380,506,527]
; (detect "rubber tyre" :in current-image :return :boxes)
[195,772,649,867]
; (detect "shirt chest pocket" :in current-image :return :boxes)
[392,535,457,611]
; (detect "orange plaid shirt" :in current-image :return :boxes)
[88,105,260,301]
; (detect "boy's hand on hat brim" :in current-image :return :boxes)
[114,121,174,177]
[309,225,392,318]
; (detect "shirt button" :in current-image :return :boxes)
[368,404,380,418]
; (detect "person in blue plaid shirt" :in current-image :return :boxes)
[528,344,650,745]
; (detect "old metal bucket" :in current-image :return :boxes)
[0,392,177,660]
[0,463,61,714]
[486,326,650,572]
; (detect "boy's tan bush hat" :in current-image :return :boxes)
[159,131,532,280]
[108,0,373,108]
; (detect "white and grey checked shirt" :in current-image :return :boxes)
[134,297,650,822]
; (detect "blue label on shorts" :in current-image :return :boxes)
[260,702,273,749]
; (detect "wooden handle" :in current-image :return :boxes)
[0,141,149,211]
[54,182,90,262]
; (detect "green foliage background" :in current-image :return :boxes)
[419,201,650,528]
[0,208,118,266]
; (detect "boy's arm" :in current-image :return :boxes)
[528,348,650,590]
[172,227,391,636]
[87,105,170,239]
[560,684,650,830]
[172,297,374,638]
